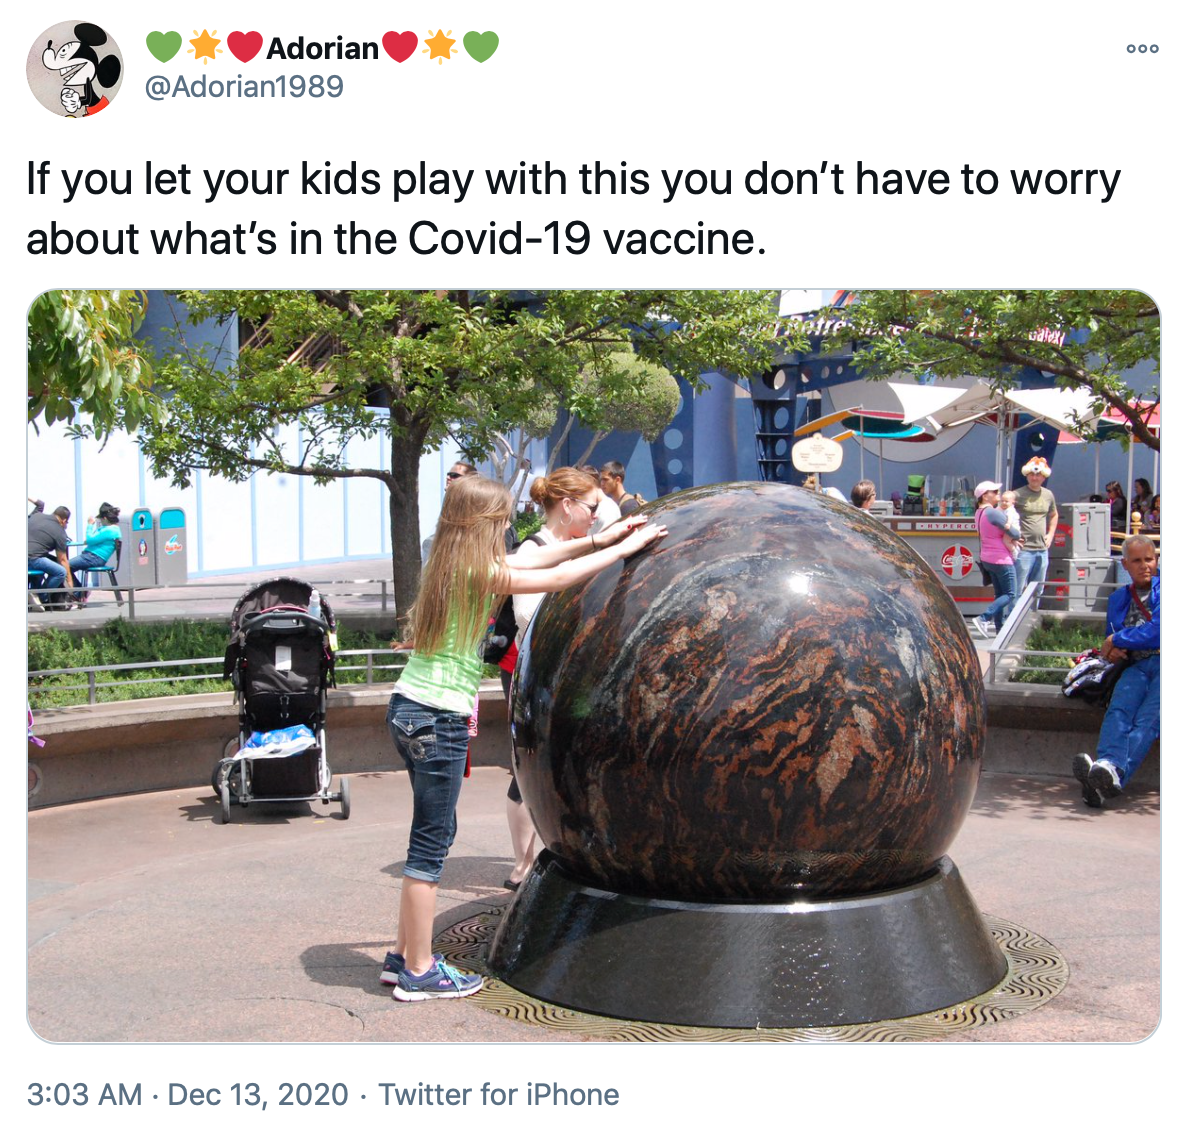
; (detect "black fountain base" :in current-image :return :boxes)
[488,852,1008,1029]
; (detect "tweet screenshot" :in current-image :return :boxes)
[15,1,1177,1134]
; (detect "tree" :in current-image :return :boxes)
[28,290,160,439]
[144,289,785,615]
[461,340,682,500]
[822,290,1160,450]
[550,346,683,469]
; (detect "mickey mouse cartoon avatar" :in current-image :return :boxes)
[42,23,121,116]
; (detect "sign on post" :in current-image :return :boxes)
[791,433,843,473]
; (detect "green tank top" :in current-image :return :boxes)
[393,592,491,715]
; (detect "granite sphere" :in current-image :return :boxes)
[511,481,985,901]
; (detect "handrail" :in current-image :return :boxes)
[985,578,1110,684]
[28,647,411,706]
[29,577,394,618]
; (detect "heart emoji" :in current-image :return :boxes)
[382,30,418,62]
[227,31,264,62]
[145,30,183,63]
[462,31,499,62]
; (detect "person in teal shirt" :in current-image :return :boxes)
[69,502,120,604]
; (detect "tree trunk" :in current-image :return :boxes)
[386,424,428,622]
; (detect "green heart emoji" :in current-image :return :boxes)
[146,30,183,63]
[463,31,499,63]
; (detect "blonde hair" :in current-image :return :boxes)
[411,475,513,655]
[530,467,597,514]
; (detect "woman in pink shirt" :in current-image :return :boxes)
[972,480,1021,639]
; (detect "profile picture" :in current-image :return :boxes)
[27,20,123,118]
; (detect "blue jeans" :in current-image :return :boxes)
[28,556,66,602]
[1016,548,1048,592]
[387,693,470,883]
[1098,656,1160,786]
[69,550,108,595]
[980,561,1017,632]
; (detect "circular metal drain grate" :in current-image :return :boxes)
[435,908,1068,1042]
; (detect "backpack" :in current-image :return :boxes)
[1061,649,1126,707]
[480,533,545,664]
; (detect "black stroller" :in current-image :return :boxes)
[212,577,350,824]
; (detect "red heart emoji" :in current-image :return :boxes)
[382,30,418,62]
[227,30,263,62]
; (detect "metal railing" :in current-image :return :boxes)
[27,577,395,619]
[985,579,1111,684]
[28,647,410,706]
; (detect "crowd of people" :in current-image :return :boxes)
[958,464,1160,811]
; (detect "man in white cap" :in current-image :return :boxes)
[1013,457,1058,592]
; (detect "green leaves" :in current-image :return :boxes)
[28,290,161,439]
[830,290,1159,451]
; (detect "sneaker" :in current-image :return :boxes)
[1088,759,1123,799]
[379,950,442,986]
[972,616,993,639]
[1072,753,1104,808]
[392,959,484,1002]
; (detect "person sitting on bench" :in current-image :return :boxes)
[69,502,121,605]
[28,504,73,608]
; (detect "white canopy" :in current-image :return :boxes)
[885,381,972,429]
[1002,386,1100,438]
[889,380,1101,484]
[911,380,1100,436]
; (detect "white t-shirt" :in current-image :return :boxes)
[512,527,558,648]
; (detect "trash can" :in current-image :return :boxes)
[115,508,157,588]
[1053,503,1111,559]
[1045,557,1115,614]
[155,507,189,585]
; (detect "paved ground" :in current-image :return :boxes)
[27,766,1159,1043]
[28,557,403,631]
[30,556,1154,1041]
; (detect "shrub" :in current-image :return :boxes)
[1010,618,1102,685]
[28,619,399,708]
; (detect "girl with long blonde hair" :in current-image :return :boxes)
[381,473,665,1001]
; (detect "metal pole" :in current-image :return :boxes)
[859,413,865,480]
[128,587,136,621]
[1126,435,1135,534]
[878,437,884,491]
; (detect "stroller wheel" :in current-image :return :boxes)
[211,760,244,799]
[338,776,351,821]
[218,782,232,824]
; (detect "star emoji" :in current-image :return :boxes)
[423,29,456,64]
[188,29,222,65]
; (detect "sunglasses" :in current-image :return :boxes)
[570,498,598,513]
